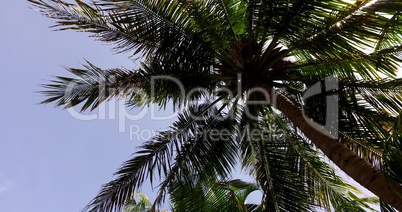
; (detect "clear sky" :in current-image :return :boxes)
[1,1,378,212]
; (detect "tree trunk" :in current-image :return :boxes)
[260,83,402,210]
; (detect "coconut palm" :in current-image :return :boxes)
[169,178,262,212]
[123,180,260,212]
[123,192,153,212]
[29,0,402,211]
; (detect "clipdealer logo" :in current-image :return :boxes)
[63,74,339,140]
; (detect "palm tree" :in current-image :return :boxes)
[127,179,380,212]
[123,180,260,212]
[29,0,402,211]
[123,192,153,212]
[169,178,261,211]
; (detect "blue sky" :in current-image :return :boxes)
[1,1,178,211]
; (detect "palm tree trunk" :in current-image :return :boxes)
[259,83,402,210]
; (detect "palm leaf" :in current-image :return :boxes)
[40,61,147,111]
[83,103,237,211]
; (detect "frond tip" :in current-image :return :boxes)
[40,61,147,111]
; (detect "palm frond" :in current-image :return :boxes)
[241,107,380,211]
[123,192,152,212]
[83,102,238,211]
[29,0,199,55]
[381,114,402,210]
[335,195,379,212]
[288,1,402,79]
[40,61,147,111]
[169,178,259,212]
[287,77,402,168]
[151,105,239,209]
[40,58,225,110]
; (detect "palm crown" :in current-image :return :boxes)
[30,0,402,211]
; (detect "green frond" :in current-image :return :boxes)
[151,105,239,208]
[29,0,199,56]
[40,58,224,110]
[133,55,219,109]
[247,108,379,211]
[169,178,259,212]
[288,1,402,80]
[123,192,152,212]
[299,77,402,168]
[336,78,402,167]
[381,114,402,203]
[335,195,379,212]
[290,138,376,211]
[83,103,238,211]
[236,107,311,211]
[40,61,147,111]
